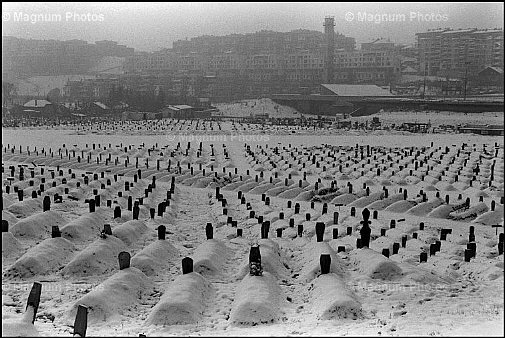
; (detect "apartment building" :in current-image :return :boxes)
[416,28,504,78]
[2,36,134,79]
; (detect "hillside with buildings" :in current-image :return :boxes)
[2,20,504,116]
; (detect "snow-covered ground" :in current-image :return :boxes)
[2,120,504,337]
[350,110,503,127]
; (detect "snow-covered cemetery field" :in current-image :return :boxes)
[2,114,504,336]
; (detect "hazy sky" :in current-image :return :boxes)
[2,2,504,52]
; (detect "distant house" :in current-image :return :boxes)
[401,66,418,75]
[320,84,394,97]
[160,105,214,119]
[161,105,193,119]
[21,99,55,115]
[23,99,52,108]
[476,67,504,87]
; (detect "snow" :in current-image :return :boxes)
[6,199,43,219]
[1,122,504,337]
[309,273,362,320]
[349,248,403,280]
[145,272,211,326]
[61,236,127,277]
[71,267,153,323]
[131,239,180,276]
[229,272,287,326]
[10,211,67,239]
[2,232,24,258]
[299,241,345,282]
[5,237,76,278]
[60,209,109,242]
[111,220,149,246]
[192,239,231,276]
[2,306,41,337]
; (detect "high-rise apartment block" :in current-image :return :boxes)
[416,28,504,77]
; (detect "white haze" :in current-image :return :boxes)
[1,2,504,51]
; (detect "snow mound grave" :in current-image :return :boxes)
[277,187,305,199]
[5,237,76,278]
[473,209,504,225]
[428,204,461,219]
[11,211,66,239]
[229,272,287,326]
[450,202,489,220]
[2,195,16,210]
[146,272,211,326]
[61,236,127,277]
[295,190,315,201]
[366,193,403,211]
[384,200,417,213]
[2,210,18,226]
[300,241,345,282]
[71,267,153,323]
[236,239,288,279]
[309,273,362,320]
[192,239,231,276]
[60,209,108,242]
[131,240,180,276]
[2,232,24,259]
[407,199,444,216]
[112,220,149,246]
[348,192,384,208]
[330,193,358,205]
[6,198,43,218]
[349,248,402,280]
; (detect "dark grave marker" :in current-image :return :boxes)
[315,222,325,242]
[392,242,400,255]
[182,257,193,274]
[103,224,112,235]
[429,244,437,256]
[51,226,61,238]
[26,282,42,324]
[320,254,331,274]
[206,223,213,240]
[118,252,131,270]
[43,196,51,211]
[73,305,88,338]
[276,228,283,238]
[333,211,339,224]
[133,205,139,220]
[88,199,95,213]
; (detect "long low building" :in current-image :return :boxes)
[121,111,162,120]
[160,105,212,119]
[458,124,504,136]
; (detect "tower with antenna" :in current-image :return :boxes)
[324,16,335,83]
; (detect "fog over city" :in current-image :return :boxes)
[2,2,504,51]
[1,2,504,338]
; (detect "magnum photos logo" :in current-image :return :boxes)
[345,11,449,23]
[2,11,105,23]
